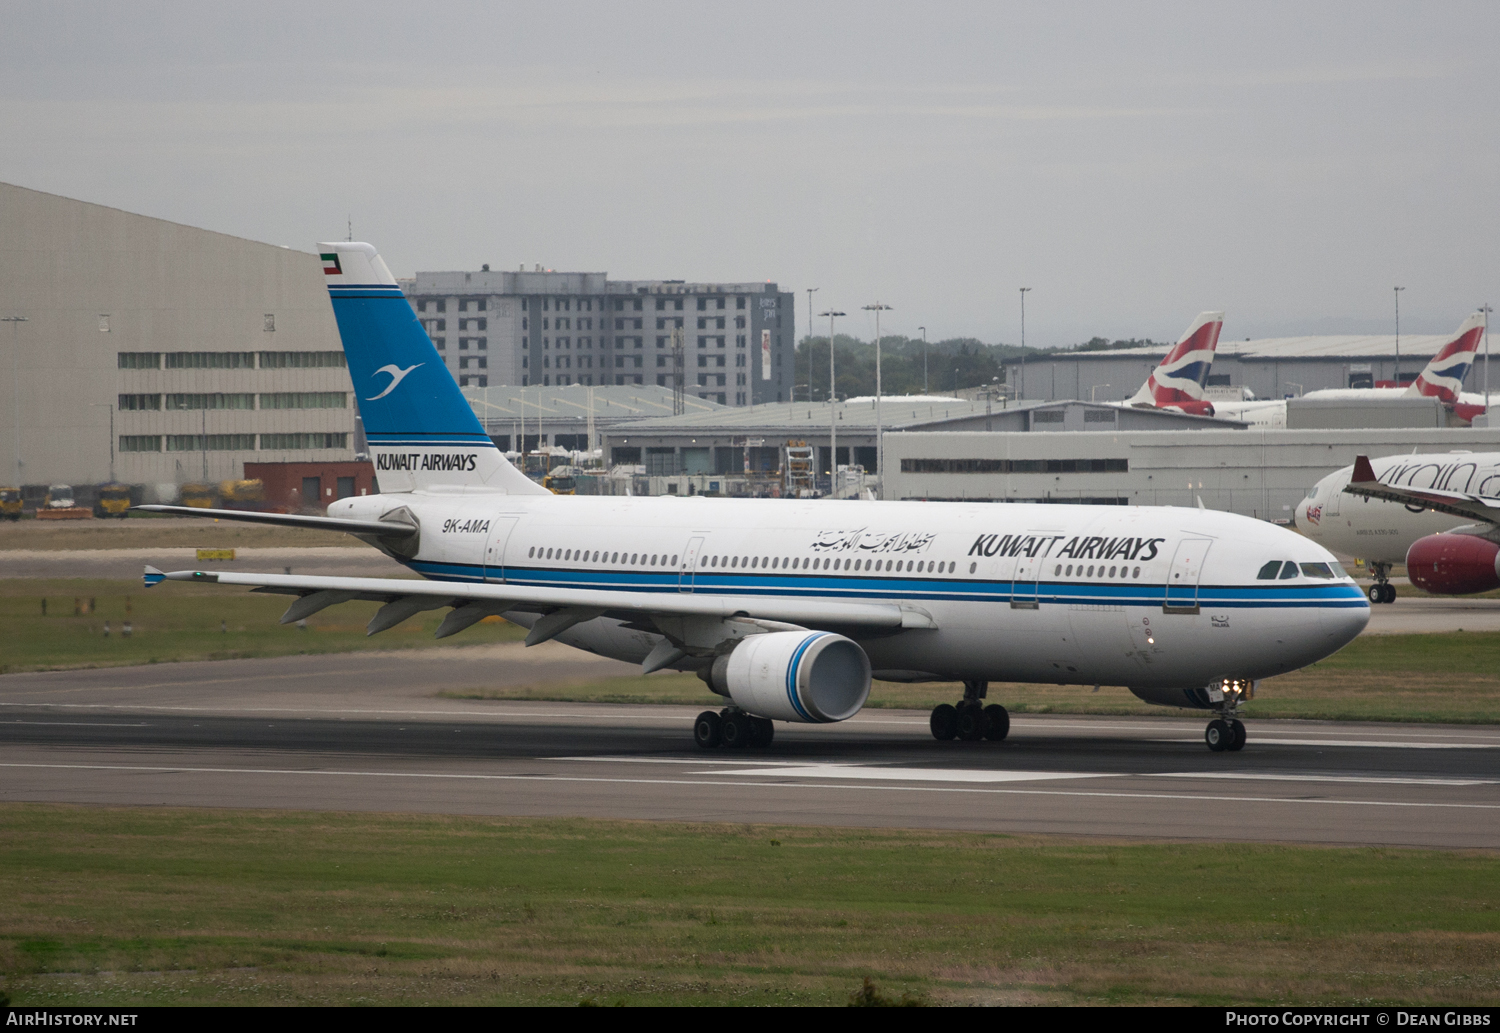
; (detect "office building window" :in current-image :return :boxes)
[434,337,445,350]
[259,392,347,410]
[165,352,255,369]
[697,298,707,311]
[117,394,161,411]
[117,352,161,369]
[167,433,258,452]
[119,435,162,452]
[165,393,255,411]
[259,351,346,368]
[716,298,725,310]
[736,297,746,309]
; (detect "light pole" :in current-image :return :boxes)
[1394,286,1405,386]
[1018,287,1032,399]
[1482,304,1493,408]
[3,316,27,486]
[919,326,928,394]
[863,302,893,500]
[90,404,116,484]
[819,309,844,495]
[805,288,818,403]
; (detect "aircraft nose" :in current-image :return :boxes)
[1318,597,1370,647]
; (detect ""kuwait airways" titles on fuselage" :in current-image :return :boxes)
[968,533,1165,561]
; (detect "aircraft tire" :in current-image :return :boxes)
[1384,584,1398,604]
[1367,584,1383,604]
[749,716,775,747]
[983,704,1010,741]
[694,710,722,749]
[1227,719,1247,751]
[1205,719,1231,752]
[956,704,986,741]
[720,711,752,749]
[930,704,958,741]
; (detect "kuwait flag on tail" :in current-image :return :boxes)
[321,252,342,275]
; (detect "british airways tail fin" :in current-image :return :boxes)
[1405,311,1486,405]
[318,242,546,496]
[1126,311,1224,416]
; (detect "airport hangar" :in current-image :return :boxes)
[1005,333,1496,403]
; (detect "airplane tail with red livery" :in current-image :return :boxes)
[1406,311,1487,421]
[1126,311,1224,416]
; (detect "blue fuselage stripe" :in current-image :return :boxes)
[406,560,1368,609]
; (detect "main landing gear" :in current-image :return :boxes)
[1205,716,1247,752]
[1366,562,1397,604]
[930,680,1009,742]
[694,708,775,749]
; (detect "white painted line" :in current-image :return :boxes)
[1,762,1496,811]
[0,720,149,728]
[1154,738,1500,750]
[704,764,1111,783]
[1148,771,1499,787]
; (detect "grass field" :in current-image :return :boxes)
[0,578,524,673]
[0,514,351,551]
[0,805,1495,1007]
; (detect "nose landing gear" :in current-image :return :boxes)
[1205,716,1246,752]
[1366,562,1396,604]
[930,681,1009,742]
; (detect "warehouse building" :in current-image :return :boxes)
[1005,333,1494,404]
[0,182,355,494]
[885,426,1500,521]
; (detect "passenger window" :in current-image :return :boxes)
[1279,561,1300,579]
[1299,562,1335,579]
[1256,560,1282,580]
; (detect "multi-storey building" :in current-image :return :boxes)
[404,268,795,407]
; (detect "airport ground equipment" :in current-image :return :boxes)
[94,483,132,519]
[0,487,21,520]
[37,484,90,520]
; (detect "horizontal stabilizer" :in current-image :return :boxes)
[1343,454,1500,525]
[133,505,417,538]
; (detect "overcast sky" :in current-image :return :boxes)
[3,1,1496,347]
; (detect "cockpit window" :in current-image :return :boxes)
[1299,562,1336,579]
[1256,560,1282,580]
[1279,561,1300,580]
[1305,485,1319,499]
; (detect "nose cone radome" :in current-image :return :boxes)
[1318,595,1370,651]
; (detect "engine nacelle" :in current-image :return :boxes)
[1406,533,1500,595]
[707,631,871,723]
[1161,399,1216,418]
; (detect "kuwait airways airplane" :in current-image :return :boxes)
[1299,452,1500,604]
[139,243,1369,753]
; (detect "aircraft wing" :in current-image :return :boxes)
[1342,454,1500,525]
[143,566,939,645]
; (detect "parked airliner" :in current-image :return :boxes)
[138,243,1369,753]
[1300,451,1500,603]
[1213,313,1489,429]
[1124,311,1224,416]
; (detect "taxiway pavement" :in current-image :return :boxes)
[1,645,1495,849]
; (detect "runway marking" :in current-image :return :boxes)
[2,762,1497,811]
[0,720,149,728]
[703,764,1110,783]
[1154,737,1500,750]
[1150,771,1499,787]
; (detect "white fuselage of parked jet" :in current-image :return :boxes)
[1297,451,1500,564]
[327,491,1369,692]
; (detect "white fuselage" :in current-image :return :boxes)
[1297,452,1500,565]
[1214,389,1490,429]
[332,492,1369,690]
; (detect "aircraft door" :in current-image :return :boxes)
[1326,476,1342,517]
[1163,537,1213,614]
[680,536,705,592]
[1010,531,1062,609]
[483,516,520,582]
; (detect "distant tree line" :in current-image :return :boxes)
[793,334,1169,399]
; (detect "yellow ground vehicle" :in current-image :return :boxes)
[94,483,132,518]
[179,483,218,509]
[0,487,21,521]
[542,466,577,494]
[219,479,265,506]
[37,484,91,520]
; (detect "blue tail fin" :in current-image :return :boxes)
[318,242,545,495]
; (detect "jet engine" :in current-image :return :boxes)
[704,631,871,723]
[1406,532,1500,595]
